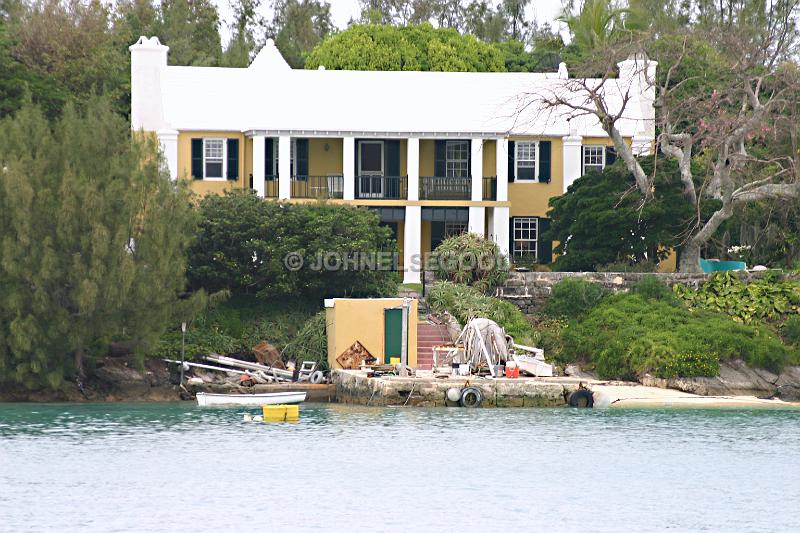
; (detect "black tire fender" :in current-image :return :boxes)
[568,389,594,408]
[459,386,483,408]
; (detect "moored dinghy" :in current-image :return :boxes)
[196,391,306,407]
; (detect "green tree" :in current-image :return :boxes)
[0,98,199,389]
[222,0,264,67]
[546,157,695,271]
[269,0,334,69]
[158,0,222,66]
[306,23,505,72]
[500,0,530,41]
[11,0,128,115]
[557,0,629,61]
[187,193,399,300]
[357,0,434,25]
[463,0,507,42]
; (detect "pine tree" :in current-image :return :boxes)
[0,98,199,389]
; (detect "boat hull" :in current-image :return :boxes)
[196,391,307,407]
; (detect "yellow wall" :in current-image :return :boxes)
[309,138,343,176]
[508,136,563,218]
[482,140,497,177]
[419,139,435,176]
[326,298,418,369]
[177,131,248,196]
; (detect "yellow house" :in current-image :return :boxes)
[325,298,418,369]
[130,36,657,282]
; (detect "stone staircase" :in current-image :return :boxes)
[416,321,450,370]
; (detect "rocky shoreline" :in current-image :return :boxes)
[2,356,798,403]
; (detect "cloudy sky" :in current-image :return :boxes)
[215,0,569,44]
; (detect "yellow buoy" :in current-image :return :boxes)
[262,404,300,422]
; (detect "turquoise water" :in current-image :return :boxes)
[1,403,799,532]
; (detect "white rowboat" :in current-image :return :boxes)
[196,391,307,407]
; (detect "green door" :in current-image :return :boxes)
[384,308,403,364]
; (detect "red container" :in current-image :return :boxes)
[505,366,520,379]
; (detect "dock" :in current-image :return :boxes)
[332,369,800,409]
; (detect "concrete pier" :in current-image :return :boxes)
[333,369,592,407]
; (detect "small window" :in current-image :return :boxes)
[204,138,225,179]
[513,217,538,259]
[583,145,605,174]
[444,222,467,238]
[516,141,538,181]
[445,141,469,178]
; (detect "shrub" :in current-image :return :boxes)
[674,271,800,323]
[426,281,535,344]
[631,275,676,302]
[188,193,399,301]
[782,316,800,345]
[428,233,509,293]
[544,278,608,319]
[283,311,328,370]
[562,293,798,379]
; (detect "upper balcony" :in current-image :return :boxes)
[245,136,507,203]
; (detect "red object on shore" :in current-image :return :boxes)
[505,366,519,379]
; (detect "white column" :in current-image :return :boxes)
[157,129,178,181]
[562,133,583,194]
[468,206,485,236]
[278,135,291,200]
[632,132,654,156]
[492,206,510,257]
[343,136,355,200]
[403,206,422,284]
[495,137,508,201]
[252,134,265,198]
[406,137,419,201]
[470,138,483,201]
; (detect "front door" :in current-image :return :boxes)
[359,141,384,198]
[384,308,403,364]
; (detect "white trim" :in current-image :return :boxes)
[202,138,227,180]
[514,141,539,182]
[512,216,538,260]
[582,144,606,174]
[357,140,384,176]
[358,140,385,199]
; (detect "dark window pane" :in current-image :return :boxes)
[517,167,536,180]
[206,161,223,178]
[360,143,382,172]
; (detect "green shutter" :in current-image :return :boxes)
[191,138,203,179]
[538,141,551,183]
[537,217,552,264]
[507,140,515,182]
[265,138,274,179]
[605,146,617,166]
[296,138,309,179]
[434,140,446,177]
[226,139,239,180]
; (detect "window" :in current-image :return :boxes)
[204,138,225,179]
[444,222,467,238]
[516,141,538,181]
[583,145,605,174]
[445,141,469,178]
[513,217,538,259]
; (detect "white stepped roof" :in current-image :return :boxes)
[152,39,653,138]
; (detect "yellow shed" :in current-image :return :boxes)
[325,298,418,369]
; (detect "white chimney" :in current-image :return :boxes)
[129,36,169,132]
